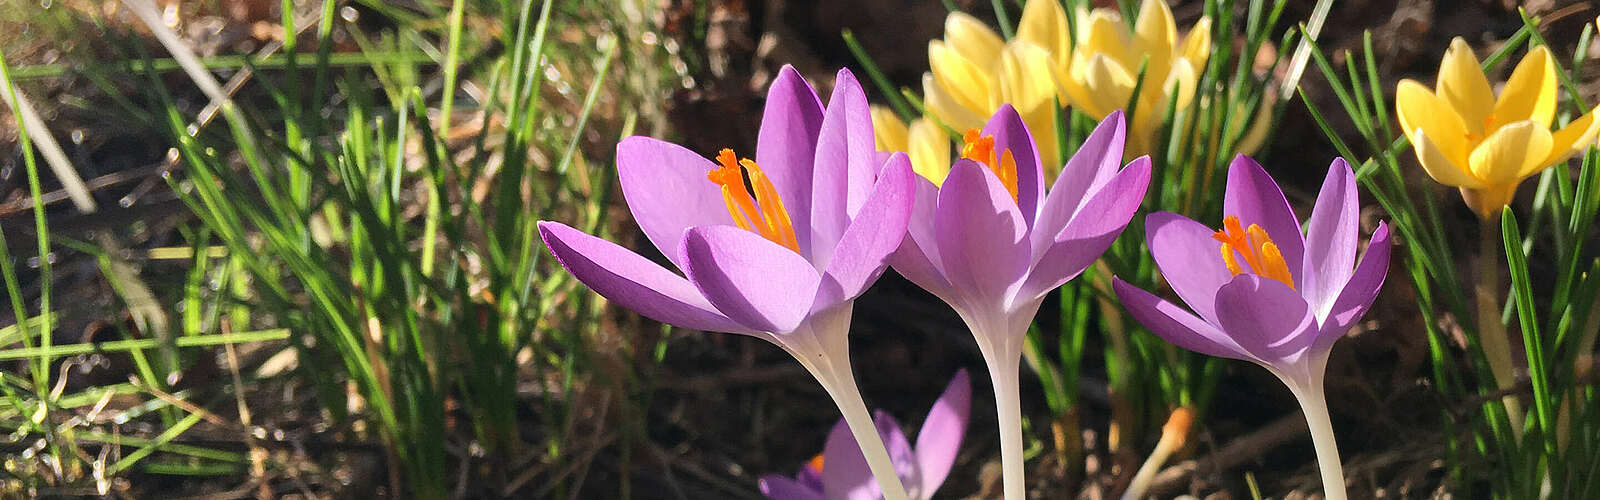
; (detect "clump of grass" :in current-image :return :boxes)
[0,0,678,497]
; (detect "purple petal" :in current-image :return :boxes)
[1036,111,1126,252]
[681,226,821,333]
[1017,157,1151,301]
[1301,158,1360,319]
[933,160,1031,307]
[1113,277,1248,360]
[615,137,732,270]
[821,419,877,500]
[1213,274,1318,364]
[983,104,1046,226]
[539,222,754,334]
[914,369,970,498]
[757,65,826,256]
[1223,155,1306,283]
[1145,212,1234,323]
[875,410,919,490]
[760,475,824,500]
[810,69,879,262]
[1315,222,1391,351]
[814,154,915,311]
[888,176,957,302]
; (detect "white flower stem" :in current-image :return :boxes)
[786,306,910,500]
[819,366,912,500]
[1291,383,1347,500]
[988,356,1026,500]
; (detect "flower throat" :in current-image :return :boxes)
[707,148,801,253]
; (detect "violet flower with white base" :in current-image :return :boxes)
[540,66,916,500]
[1111,156,1392,500]
[890,107,1151,500]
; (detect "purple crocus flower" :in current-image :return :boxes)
[539,66,916,499]
[760,370,971,500]
[889,107,1152,499]
[1110,156,1392,500]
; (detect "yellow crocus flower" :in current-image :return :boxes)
[922,2,1064,173]
[871,106,953,184]
[1397,38,1600,219]
[1057,0,1210,157]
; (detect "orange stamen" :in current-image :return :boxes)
[1211,215,1296,289]
[707,148,801,253]
[961,129,1019,201]
[807,453,825,473]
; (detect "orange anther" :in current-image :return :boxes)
[1211,216,1295,289]
[707,148,801,253]
[960,129,1019,201]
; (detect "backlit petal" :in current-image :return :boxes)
[1436,38,1495,134]
[923,72,988,132]
[914,369,970,498]
[934,160,1031,307]
[1410,128,1483,188]
[681,226,821,333]
[1145,211,1233,322]
[1133,0,1178,61]
[1301,159,1360,320]
[1223,155,1305,282]
[814,154,914,311]
[1017,0,1071,64]
[1017,157,1151,301]
[1112,277,1247,360]
[929,41,997,117]
[888,176,957,303]
[1396,80,1471,168]
[1179,17,1212,71]
[1314,222,1390,352]
[982,104,1046,225]
[1037,110,1125,253]
[811,69,879,262]
[944,13,1005,70]
[615,137,733,269]
[1213,274,1317,364]
[1542,105,1600,168]
[538,221,753,335]
[821,419,877,500]
[1084,54,1136,111]
[757,66,826,255]
[1468,120,1552,185]
[1493,46,1558,129]
[871,106,909,153]
[907,118,953,185]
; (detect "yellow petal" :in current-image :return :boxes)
[1460,184,1518,220]
[1411,128,1483,188]
[928,41,996,117]
[922,72,986,132]
[1468,120,1553,185]
[1017,0,1071,66]
[870,106,909,153]
[1179,17,1212,72]
[1540,105,1600,169]
[1085,54,1137,112]
[1492,45,1558,130]
[1081,9,1134,66]
[908,118,953,185]
[1134,0,1178,55]
[1396,79,1471,167]
[1000,42,1059,113]
[1160,58,1197,112]
[944,13,1006,71]
[1059,53,1106,118]
[1436,38,1495,134]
